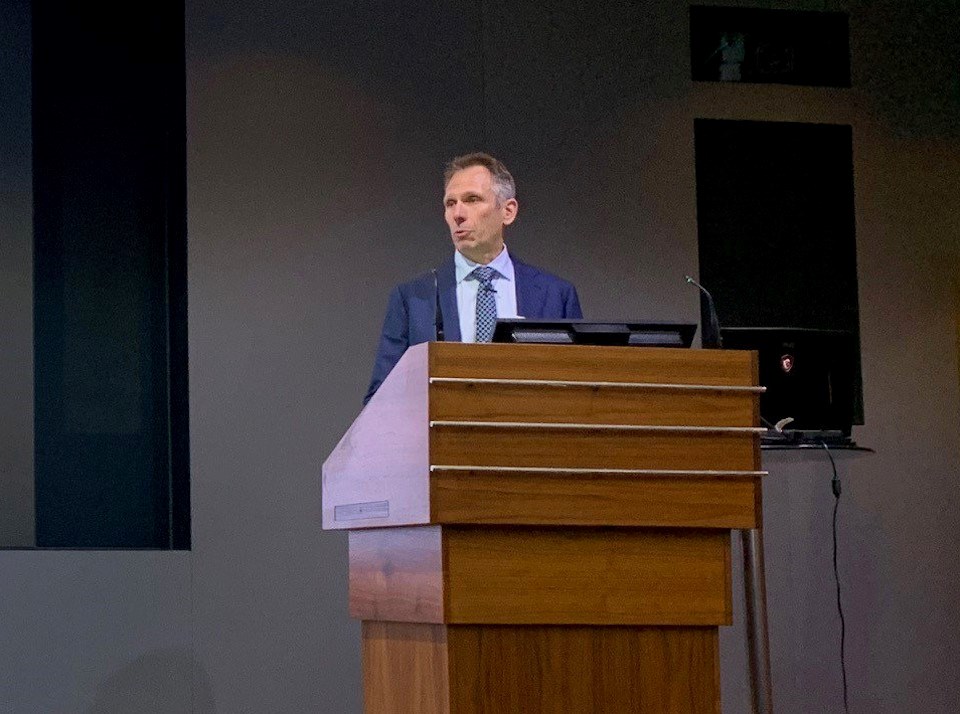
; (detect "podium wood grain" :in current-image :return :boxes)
[350,525,732,626]
[428,341,756,387]
[363,622,720,714]
[349,527,444,623]
[429,381,756,426]
[430,470,761,528]
[430,426,756,471]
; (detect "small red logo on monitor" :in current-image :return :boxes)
[780,354,794,373]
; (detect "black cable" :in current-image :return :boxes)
[821,441,849,714]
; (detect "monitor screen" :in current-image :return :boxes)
[721,326,856,434]
[493,320,696,348]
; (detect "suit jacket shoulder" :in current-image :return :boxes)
[512,256,583,321]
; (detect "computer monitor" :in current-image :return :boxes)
[721,327,856,436]
[492,320,696,348]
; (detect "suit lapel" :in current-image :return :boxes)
[436,256,461,342]
[513,258,545,318]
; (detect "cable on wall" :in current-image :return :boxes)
[821,441,850,714]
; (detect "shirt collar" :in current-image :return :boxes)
[454,245,515,284]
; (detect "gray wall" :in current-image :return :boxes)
[2,0,960,712]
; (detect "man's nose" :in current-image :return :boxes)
[452,203,467,223]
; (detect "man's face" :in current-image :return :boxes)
[443,165,518,264]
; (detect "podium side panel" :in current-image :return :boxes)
[323,344,430,529]
[362,621,450,714]
[350,526,444,623]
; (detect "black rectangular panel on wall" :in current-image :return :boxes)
[694,119,863,424]
[32,2,189,548]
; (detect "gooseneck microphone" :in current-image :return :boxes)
[684,275,723,349]
[432,268,444,342]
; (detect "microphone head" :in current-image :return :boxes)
[774,417,795,433]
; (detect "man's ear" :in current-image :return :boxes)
[501,198,519,226]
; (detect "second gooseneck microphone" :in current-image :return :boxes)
[684,275,723,349]
[432,268,444,342]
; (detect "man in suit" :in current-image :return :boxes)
[365,152,582,404]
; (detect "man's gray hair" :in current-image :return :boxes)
[444,152,516,204]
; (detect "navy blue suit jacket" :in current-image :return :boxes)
[365,255,582,403]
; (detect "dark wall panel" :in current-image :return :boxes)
[694,118,863,422]
[33,2,188,547]
[0,0,35,546]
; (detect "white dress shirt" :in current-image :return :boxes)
[454,246,519,343]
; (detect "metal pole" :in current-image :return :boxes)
[741,527,774,713]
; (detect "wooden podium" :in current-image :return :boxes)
[323,342,764,713]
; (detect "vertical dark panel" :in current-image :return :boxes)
[694,119,863,423]
[0,0,36,546]
[162,1,190,552]
[33,1,188,547]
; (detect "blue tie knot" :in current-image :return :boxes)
[471,266,498,289]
